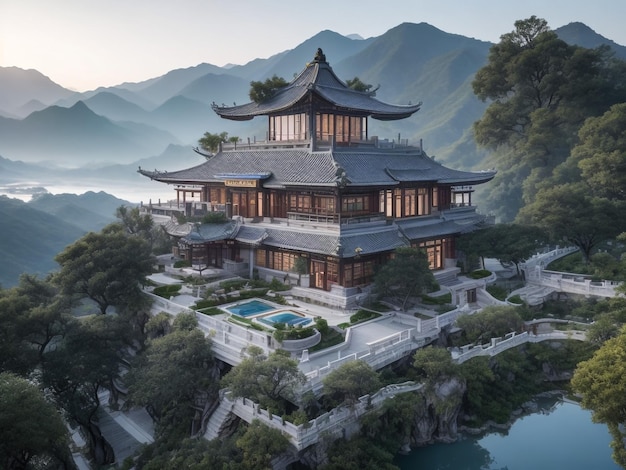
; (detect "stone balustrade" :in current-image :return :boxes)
[218,381,423,450]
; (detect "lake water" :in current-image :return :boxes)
[395,399,620,470]
[0,180,174,205]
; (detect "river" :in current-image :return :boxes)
[395,399,620,469]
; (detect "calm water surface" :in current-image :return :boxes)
[395,400,620,470]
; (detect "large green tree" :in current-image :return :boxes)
[235,420,290,470]
[473,16,626,220]
[222,348,305,413]
[570,103,626,200]
[0,274,73,374]
[125,325,217,440]
[0,372,73,470]
[457,224,547,275]
[42,315,127,465]
[572,326,626,467]
[455,305,524,344]
[116,205,170,253]
[373,247,439,311]
[322,360,381,406]
[516,183,623,263]
[55,223,154,314]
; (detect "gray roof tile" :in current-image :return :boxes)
[141,146,495,188]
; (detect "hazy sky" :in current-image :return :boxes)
[2,0,624,92]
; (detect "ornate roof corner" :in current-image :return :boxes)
[193,147,214,159]
[137,166,168,179]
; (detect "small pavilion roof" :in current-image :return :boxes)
[213,49,422,121]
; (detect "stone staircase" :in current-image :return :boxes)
[203,397,233,440]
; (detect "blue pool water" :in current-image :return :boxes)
[259,312,312,327]
[225,300,275,317]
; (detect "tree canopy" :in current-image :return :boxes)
[455,305,524,344]
[0,274,72,373]
[457,224,547,275]
[54,223,155,314]
[198,131,239,154]
[322,360,381,406]
[569,103,626,201]
[472,16,626,221]
[572,326,626,467]
[0,372,72,470]
[516,183,624,263]
[346,76,374,93]
[249,75,288,103]
[221,348,305,413]
[125,327,216,439]
[373,247,439,311]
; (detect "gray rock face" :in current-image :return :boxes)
[411,377,466,446]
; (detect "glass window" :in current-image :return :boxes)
[269,113,307,141]
[341,195,369,214]
[404,189,416,217]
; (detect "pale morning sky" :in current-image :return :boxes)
[1,0,624,92]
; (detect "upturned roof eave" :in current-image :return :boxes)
[213,57,422,121]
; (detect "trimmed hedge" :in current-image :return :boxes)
[468,269,492,279]
[153,284,182,298]
[349,309,381,324]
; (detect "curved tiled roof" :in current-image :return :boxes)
[213,55,421,121]
[139,146,495,188]
[139,149,340,187]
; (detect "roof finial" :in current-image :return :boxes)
[314,48,326,63]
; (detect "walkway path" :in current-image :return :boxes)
[519,246,621,302]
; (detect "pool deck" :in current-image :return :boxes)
[157,289,419,376]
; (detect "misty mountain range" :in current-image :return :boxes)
[1,21,624,171]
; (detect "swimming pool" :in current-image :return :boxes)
[257,311,313,327]
[223,299,276,317]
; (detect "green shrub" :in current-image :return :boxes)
[272,294,288,305]
[315,318,329,335]
[197,307,223,316]
[274,325,315,341]
[153,284,182,298]
[421,292,452,305]
[193,298,221,309]
[238,288,269,300]
[284,410,310,426]
[174,260,191,268]
[202,212,229,224]
[269,278,290,291]
[436,304,457,314]
[350,309,381,324]
[486,284,507,301]
[468,269,492,279]
[507,294,524,305]
[219,279,247,292]
[309,327,344,352]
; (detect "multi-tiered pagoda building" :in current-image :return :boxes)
[140,49,495,307]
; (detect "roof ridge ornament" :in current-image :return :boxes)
[313,48,327,63]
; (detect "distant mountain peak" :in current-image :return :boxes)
[555,22,626,59]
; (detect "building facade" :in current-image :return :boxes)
[140,49,495,305]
